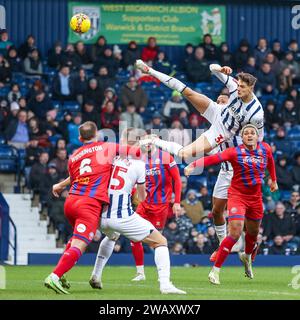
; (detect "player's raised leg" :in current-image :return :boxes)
[135,59,211,115]
[90,235,117,289]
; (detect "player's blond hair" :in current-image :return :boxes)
[79,121,97,141]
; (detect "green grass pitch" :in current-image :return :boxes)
[0,266,299,300]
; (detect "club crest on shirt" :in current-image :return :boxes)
[231,207,238,214]
[76,224,86,233]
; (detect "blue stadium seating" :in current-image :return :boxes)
[0,145,19,173]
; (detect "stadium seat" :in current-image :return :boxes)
[0,145,19,173]
[0,86,10,97]
[62,101,80,113]
[0,134,6,145]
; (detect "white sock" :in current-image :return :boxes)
[213,266,220,273]
[245,253,251,260]
[149,68,187,93]
[136,265,145,275]
[51,273,60,281]
[91,236,115,280]
[215,223,227,244]
[153,139,183,156]
[154,246,171,286]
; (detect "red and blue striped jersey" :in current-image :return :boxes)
[143,149,181,204]
[68,142,141,204]
[192,142,276,198]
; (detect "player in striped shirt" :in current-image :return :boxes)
[135,59,264,159]
[184,124,278,285]
[45,122,141,294]
[89,128,186,294]
[131,135,182,281]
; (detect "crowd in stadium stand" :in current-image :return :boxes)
[1,28,300,255]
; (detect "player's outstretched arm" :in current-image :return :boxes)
[210,64,237,92]
[52,177,70,197]
[135,60,211,115]
[184,151,230,177]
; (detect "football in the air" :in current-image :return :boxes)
[70,13,91,34]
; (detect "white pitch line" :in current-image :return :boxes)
[69,282,300,297]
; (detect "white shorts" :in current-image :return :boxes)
[202,100,231,149]
[212,169,233,199]
[101,213,156,242]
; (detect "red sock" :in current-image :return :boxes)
[53,247,82,278]
[214,236,237,268]
[65,238,72,252]
[130,241,144,266]
[245,233,257,255]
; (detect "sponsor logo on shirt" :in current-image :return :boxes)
[242,155,264,164]
[146,167,161,176]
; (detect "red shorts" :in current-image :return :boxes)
[227,195,263,221]
[64,195,103,244]
[136,202,170,230]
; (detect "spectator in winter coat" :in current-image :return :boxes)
[6,46,23,72]
[84,78,104,109]
[234,39,252,70]
[257,62,277,94]
[81,101,100,128]
[91,35,107,62]
[141,37,159,63]
[74,41,92,67]
[120,77,148,111]
[47,41,64,69]
[243,56,258,78]
[100,100,119,131]
[52,65,76,101]
[93,46,119,78]
[19,35,38,60]
[264,100,280,132]
[119,103,144,134]
[163,90,189,119]
[181,189,205,225]
[253,37,271,67]
[186,46,210,83]
[61,43,81,71]
[122,41,141,70]
[217,42,234,68]
[23,48,43,77]
[263,202,296,243]
[278,99,299,128]
[200,34,217,61]
[27,90,54,120]
[292,153,300,187]
[275,155,294,190]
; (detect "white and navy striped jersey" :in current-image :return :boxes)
[218,135,242,171]
[211,68,264,140]
[102,156,146,219]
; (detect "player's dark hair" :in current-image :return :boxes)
[237,72,257,86]
[237,72,257,87]
[79,121,97,141]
